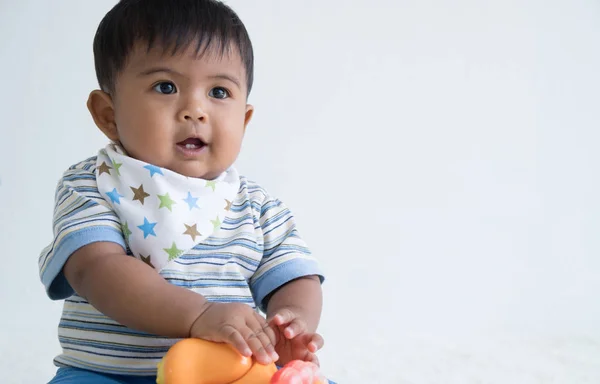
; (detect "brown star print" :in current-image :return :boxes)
[224,199,232,211]
[97,161,112,176]
[140,254,154,269]
[183,223,201,241]
[131,184,150,204]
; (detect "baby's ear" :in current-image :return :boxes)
[244,104,254,132]
[87,90,118,141]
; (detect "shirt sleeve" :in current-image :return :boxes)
[38,164,126,300]
[250,197,324,311]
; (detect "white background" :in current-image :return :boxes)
[1,0,599,383]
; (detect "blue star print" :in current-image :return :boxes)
[106,188,124,204]
[144,164,164,177]
[137,217,157,238]
[183,191,200,210]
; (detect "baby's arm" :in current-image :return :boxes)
[266,276,323,335]
[265,276,325,366]
[64,241,206,338]
[63,241,278,364]
[249,192,326,365]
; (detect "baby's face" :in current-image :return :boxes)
[108,42,252,179]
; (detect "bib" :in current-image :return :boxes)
[95,144,240,272]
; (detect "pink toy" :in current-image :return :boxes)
[271,360,327,384]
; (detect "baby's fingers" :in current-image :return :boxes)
[307,333,325,353]
[307,352,320,367]
[220,324,252,357]
[240,318,277,365]
[254,311,277,347]
[250,314,279,362]
[269,307,298,327]
[282,318,308,339]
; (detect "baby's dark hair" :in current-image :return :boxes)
[93,0,254,95]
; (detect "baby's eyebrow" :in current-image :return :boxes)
[138,67,185,78]
[208,74,241,89]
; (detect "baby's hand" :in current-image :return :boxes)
[190,302,279,365]
[268,307,325,367]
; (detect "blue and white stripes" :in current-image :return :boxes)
[38,156,323,376]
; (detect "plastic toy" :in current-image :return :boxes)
[271,361,328,384]
[156,338,327,384]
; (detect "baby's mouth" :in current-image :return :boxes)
[176,137,208,157]
[177,137,206,150]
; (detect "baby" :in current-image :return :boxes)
[38,1,327,383]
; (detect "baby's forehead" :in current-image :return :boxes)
[130,39,243,63]
[125,40,246,74]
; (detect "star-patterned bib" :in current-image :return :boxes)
[95,144,240,272]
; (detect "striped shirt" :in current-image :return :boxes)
[38,156,323,375]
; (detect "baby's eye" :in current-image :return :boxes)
[209,87,230,99]
[153,82,177,95]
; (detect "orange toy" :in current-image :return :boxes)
[156,338,277,384]
[156,339,327,384]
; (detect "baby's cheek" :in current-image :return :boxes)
[123,135,170,168]
[216,129,244,158]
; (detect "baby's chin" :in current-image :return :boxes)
[121,147,224,179]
